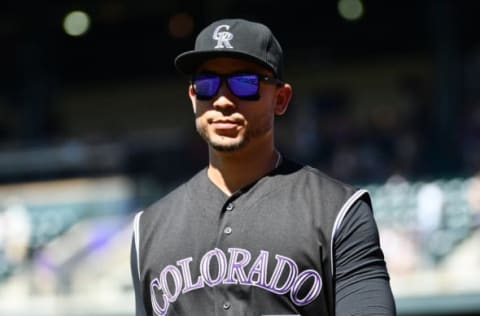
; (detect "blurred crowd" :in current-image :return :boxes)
[281,78,480,185]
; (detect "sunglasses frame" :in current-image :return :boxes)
[191,72,284,101]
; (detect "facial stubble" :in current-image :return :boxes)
[195,114,274,152]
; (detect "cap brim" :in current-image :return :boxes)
[174,50,275,76]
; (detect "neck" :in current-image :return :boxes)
[207,141,280,196]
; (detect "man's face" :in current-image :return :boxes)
[189,57,286,152]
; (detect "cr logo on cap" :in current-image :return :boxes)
[213,25,234,49]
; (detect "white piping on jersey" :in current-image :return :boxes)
[330,189,369,275]
[133,210,144,280]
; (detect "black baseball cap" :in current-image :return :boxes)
[174,18,284,80]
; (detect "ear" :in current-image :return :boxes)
[274,83,292,115]
[188,84,197,113]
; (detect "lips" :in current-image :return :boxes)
[211,119,241,129]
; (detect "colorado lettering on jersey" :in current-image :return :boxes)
[149,248,322,316]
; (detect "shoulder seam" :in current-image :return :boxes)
[302,165,356,190]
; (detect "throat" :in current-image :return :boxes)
[207,150,281,196]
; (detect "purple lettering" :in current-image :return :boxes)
[290,269,322,306]
[176,257,204,293]
[247,250,269,288]
[200,248,227,287]
[267,255,298,294]
[159,265,183,302]
[224,248,252,285]
[150,278,169,316]
[149,248,324,312]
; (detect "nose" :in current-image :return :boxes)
[212,81,236,110]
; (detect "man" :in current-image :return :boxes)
[131,18,396,316]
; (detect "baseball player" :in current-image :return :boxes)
[131,18,396,316]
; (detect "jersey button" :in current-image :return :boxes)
[225,203,234,211]
[223,302,231,310]
[224,226,232,235]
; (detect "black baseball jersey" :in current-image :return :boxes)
[131,158,396,315]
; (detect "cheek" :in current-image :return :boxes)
[252,97,277,119]
[245,105,275,128]
[193,102,209,117]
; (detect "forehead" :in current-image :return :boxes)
[196,57,272,75]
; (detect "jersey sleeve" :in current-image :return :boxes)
[334,198,397,315]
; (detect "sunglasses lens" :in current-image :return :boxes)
[193,75,220,99]
[228,74,259,98]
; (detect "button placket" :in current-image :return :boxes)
[225,203,234,211]
[222,201,234,236]
[223,226,232,235]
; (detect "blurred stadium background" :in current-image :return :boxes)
[0,0,479,315]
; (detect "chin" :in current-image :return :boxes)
[210,141,245,152]
[197,126,249,152]
[208,136,248,152]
